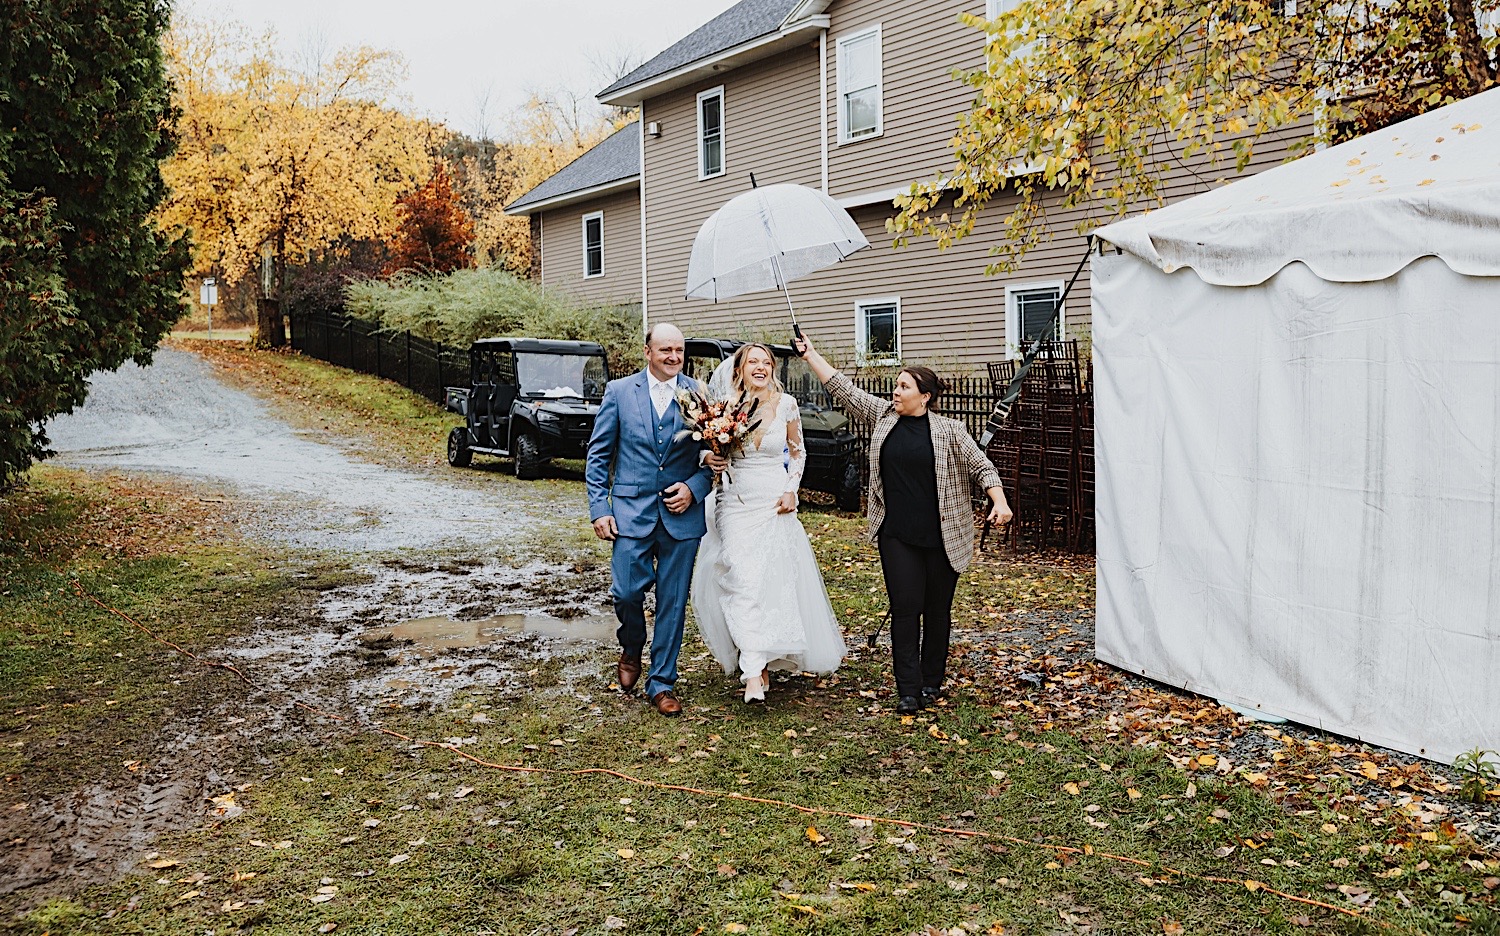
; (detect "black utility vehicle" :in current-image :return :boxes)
[684,338,862,511]
[445,338,609,479]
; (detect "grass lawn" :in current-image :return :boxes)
[2,344,1495,935]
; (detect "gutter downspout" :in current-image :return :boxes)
[639,112,649,335]
[819,28,829,194]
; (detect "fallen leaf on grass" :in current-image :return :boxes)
[231,871,255,882]
[604,916,627,930]
[1321,823,1338,834]
[362,819,380,828]
[724,926,748,934]
[221,900,246,911]
[147,859,178,869]
[1063,782,1081,795]
[175,890,201,903]
[319,925,338,934]
[1127,787,1142,800]
[1162,921,1185,935]
[716,864,736,876]
[389,854,410,866]
[310,893,335,904]
[453,786,474,799]
[617,848,636,859]
[1214,846,1237,858]
[789,905,820,916]
[806,826,827,844]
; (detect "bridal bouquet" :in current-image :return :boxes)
[675,387,761,482]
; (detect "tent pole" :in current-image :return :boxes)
[979,234,1095,448]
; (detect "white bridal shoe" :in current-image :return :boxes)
[743,674,766,704]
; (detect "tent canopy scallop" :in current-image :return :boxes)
[1097,86,1500,287]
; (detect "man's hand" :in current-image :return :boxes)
[704,452,728,474]
[592,515,619,541]
[662,482,694,514]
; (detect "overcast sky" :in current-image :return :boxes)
[177,0,743,138]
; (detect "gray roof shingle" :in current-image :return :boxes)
[505,121,640,213]
[598,0,803,100]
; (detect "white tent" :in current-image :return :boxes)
[1092,88,1500,763]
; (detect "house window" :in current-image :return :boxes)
[1005,282,1063,357]
[837,26,882,143]
[582,211,603,277]
[855,297,901,365]
[697,87,725,179]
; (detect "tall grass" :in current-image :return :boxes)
[343,268,643,376]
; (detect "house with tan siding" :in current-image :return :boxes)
[507,0,1309,372]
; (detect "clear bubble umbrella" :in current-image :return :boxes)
[685,182,869,339]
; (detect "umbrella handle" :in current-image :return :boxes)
[792,322,805,355]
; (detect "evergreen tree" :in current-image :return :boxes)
[0,0,192,487]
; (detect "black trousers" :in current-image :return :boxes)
[877,534,960,699]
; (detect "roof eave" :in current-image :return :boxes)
[503,176,641,216]
[597,15,829,108]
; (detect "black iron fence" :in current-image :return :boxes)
[289,307,468,405]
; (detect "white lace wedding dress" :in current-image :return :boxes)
[691,393,847,683]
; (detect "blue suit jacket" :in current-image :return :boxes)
[586,369,714,540]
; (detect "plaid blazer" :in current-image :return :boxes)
[826,372,1004,573]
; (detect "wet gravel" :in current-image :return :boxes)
[46,348,573,552]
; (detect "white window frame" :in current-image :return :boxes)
[854,296,901,365]
[582,211,604,278]
[1005,281,1064,358]
[836,25,883,144]
[696,86,726,180]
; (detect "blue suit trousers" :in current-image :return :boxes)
[611,523,700,699]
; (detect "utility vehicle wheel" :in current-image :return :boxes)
[835,458,862,512]
[514,432,544,480]
[447,428,473,468]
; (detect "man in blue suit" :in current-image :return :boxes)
[586,323,717,716]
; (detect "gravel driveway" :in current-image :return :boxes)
[46,348,582,552]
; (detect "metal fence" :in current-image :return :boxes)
[289,307,468,405]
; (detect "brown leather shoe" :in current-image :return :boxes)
[650,690,682,717]
[616,653,642,693]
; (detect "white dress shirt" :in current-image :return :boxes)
[648,371,676,421]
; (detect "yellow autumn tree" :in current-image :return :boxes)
[159,20,436,345]
[891,0,1500,271]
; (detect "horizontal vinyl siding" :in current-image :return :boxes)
[539,188,642,307]
[827,0,985,198]
[642,44,823,326]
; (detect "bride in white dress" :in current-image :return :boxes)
[691,343,847,703]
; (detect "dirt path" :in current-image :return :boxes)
[46,347,569,552]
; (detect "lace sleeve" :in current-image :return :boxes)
[783,395,805,495]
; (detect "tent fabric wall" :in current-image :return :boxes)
[1093,251,1500,763]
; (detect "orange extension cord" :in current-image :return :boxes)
[73,581,1410,932]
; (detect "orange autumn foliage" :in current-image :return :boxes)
[385,163,475,275]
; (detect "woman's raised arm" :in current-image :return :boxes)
[793,332,888,430]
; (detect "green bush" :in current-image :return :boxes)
[343,268,642,377]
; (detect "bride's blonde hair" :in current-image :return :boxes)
[730,342,784,398]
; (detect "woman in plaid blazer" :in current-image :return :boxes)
[795,333,1012,715]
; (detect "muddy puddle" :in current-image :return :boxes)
[219,554,618,714]
[382,611,617,654]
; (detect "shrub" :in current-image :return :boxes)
[343,268,642,377]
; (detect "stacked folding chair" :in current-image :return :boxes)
[982,340,1095,552]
